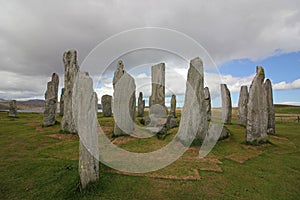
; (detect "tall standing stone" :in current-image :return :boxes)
[149,63,165,107]
[61,50,79,133]
[177,57,208,142]
[137,92,145,117]
[221,84,232,124]
[8,100,18,118]
[113,60,136,136]
[59,88,65,116]
[265,79,275,135]
[43,73,59,126]
[170,94,176,118]
[246,66,268,143]
[73,71,99,189]
[101,95,112,117]
[204,87,211,121]
[237,86,249,126]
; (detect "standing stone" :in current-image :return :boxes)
[149,63,165,107]
[59,88,65,116]
[177,57,208,142]
[246,66,268,143]
[204,87,211,121]
[170,94,177,118]
[237,86,249,126]
[101,95,112,117]
[221,84,232,124]
[113,60,136,136]
[8,100,18,118]
[61,50,79,133]
[73,71,99,189]
[265,79,275,135]
[43,73,59,126]
[137,92,145,117]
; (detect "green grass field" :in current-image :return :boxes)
[0,106,299,199]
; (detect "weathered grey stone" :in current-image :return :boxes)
[8,100,18,118]
[59,88,65,116]
[246,66,268,143]
[170,94,177,118]
[61,50,79,133]
[73,71,99,189]
[237,85,249,126]
[113,60,136,136]
[265,79,275,135]
[137,92,145,117]
[204,87,211,121]
[43,73,59,127]
[207,124,230,141]
[101,95,112,117]
[149,63,165,107]
[221,84,232,124]
[177,57,208,142]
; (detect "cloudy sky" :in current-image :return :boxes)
[0,0,299,106]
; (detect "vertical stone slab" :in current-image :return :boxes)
[246,66,268,143]
[73,71,99,189]
[177,57,207,142]
[113,60,136,136]
[8,100,18,118]
[264,79,275,135]
[59,88,65,116]
[170,94,177,118]
[43,73,59,126]
[204,87,211,122]
[237,85,249,126]
[61,50,79,133]
[221,84,232,124]
[101,95,112,117]
[137,92,145,117]
[149,63,165,107]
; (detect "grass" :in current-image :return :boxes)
[0,105,300,199]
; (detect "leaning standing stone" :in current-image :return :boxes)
[264,79,275,135]
[204,87,211,121]
[113,60,136,136]
[221,84,232,124]
[8,100,18,118]
[177,57,208,142]
[246,66,268,143]
[137,92,145,117]
[237,85,249,126]
[101,95,112,117]
[61,50,79,133]
[73,71,99,189]
[43,73,59,126]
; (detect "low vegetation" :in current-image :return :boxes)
[0,105,299,199]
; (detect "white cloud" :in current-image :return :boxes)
[273,79,300,90]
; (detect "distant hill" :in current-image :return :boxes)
[0,99,45,110]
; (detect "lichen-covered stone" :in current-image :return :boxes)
[237,85,248,126]
[221,84,232,124]
[59,88,65,116]
[113,60,136,136]
[264,79,275,135]
[61,50,79,133]
[177,57,208,142]
[101,95,112,117]
[149,63,165,107]
[137,92,145,117]
[43,73,59,126]
[246,66,268,143]
[73,71,99,189]
[170,94,177,118]
[8,100,18,118]
[204,87,211,121]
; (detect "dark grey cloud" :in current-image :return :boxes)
[0,0,299,99]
